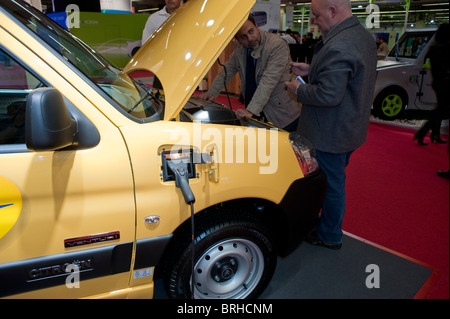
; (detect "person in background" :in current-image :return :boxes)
[142,0,183,44]
[437,135,449,179]
[285,0,377,249]
[377,37,389,60]
[414,23,449,148]
[292,31,301,44]
[281,29,297,44]
[303,32,316,64]
[199,15,301,132]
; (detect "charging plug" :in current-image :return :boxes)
[166,159,196,298]
[167,160,196,204]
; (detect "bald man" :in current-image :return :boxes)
[285,0,377,249]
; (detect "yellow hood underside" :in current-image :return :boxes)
[122,0,255,121]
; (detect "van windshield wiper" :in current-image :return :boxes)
[128,78,158,113]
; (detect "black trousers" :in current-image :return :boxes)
[416,84,450,138]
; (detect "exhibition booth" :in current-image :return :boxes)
[0,0,448,303]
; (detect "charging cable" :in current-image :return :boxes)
[166,160,196,299]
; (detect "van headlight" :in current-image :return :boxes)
[289,132,319,176]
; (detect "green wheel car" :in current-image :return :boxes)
[373,29,437,120]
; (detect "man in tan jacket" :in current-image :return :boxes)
[199,15,301,131]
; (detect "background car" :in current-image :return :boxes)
[373,28,437,120]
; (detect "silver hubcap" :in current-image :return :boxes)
[193,238,264,299]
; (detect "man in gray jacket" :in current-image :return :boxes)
[286,0,377,249]
[199,15,301,131]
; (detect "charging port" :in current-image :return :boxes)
[161,149,196,183]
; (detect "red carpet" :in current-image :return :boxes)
[344,123,449,299]
[206,93,449,298]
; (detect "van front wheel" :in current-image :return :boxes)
[165,213,277,299]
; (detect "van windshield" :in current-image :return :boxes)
[1,0,164,122]
[388,31,435,59]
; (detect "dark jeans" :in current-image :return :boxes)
[316,150,353,244]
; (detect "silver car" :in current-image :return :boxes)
[373,28,437,120]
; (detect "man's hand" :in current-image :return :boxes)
[289,62,309,77]
[198,92,215,101]
[235,108,254,119]
[285,79,301,101]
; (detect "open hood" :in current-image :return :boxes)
[122,0,255,121]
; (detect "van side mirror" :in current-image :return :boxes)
[25,88,78,151]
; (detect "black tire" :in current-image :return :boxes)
[373,87,408,121]
[164,210,277,299]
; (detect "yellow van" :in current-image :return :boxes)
[0,0,325,299]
